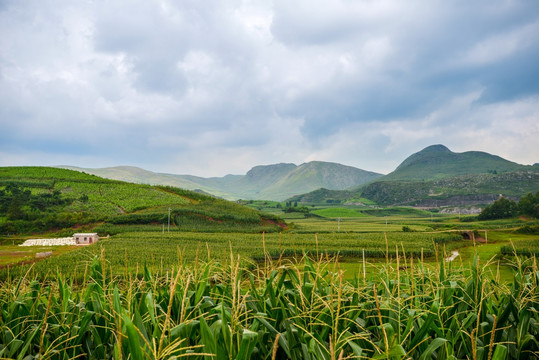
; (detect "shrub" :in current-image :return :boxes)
[478,197,518,220]
[514,225,539,234]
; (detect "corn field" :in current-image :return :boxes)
[0,252,538,359]
[1,231,467,281]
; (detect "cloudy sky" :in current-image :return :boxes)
[1,0,538,176]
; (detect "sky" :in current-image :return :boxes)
[1,0,538,177]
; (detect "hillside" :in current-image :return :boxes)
[360,171,539,206]
[291,145,539,207]
[382,144,531,181]
[61,162,382,201]
[0,167,285,235]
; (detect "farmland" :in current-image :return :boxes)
[1,167,538,359]
[0,167,284,235]
[1,173,537,281]
[1,247,537,359]
[2,230,469,281]
[2,209,537,283]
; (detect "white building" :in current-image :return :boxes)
[73,233,99,245]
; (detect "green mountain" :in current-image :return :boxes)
[0,167,284,235]
[61,162,382,201]
[383,144,529,181]
[359,171,539,206]
[291,145,539,207]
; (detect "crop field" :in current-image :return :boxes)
[310,207,368,218]
[289,217,432,233]
[58,181,191,216]
[0,200,538,359]
[0,167,284,235]
[2,207,537,280]
[0,253,537,359]
[501,239,539,257]
[0,230,481,281]
[0,243,77,266]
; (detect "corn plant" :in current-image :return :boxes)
[0,250,537,359]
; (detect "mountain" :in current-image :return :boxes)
[60,162,383,201]
[59,165,236,199]
[382,144,528,181]
[291,145,539,207]
[0,166,284,235]
[240,161,382,200]
[359,171,539,206]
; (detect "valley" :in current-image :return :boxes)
[0,148,538,359]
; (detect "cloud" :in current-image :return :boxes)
[0,0,538,177]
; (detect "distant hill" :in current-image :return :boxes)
[61,162,383,201]
[291,145,539,207]
[0,167,284,235]
[288,188,356,204]
[382,144,530,181]
[359,171,539,206]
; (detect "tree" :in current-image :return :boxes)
[518,192,539,218]
[7,196,25,220]
[478,197,518,220]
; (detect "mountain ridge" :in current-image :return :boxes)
[384,144,530,181]
[290,145,539,206]
[60,161,383,201]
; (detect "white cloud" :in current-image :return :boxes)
[0,0,538,177]
[460,21,539,66]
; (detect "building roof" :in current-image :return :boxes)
[73,233,99,236]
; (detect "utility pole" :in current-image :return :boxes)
[168,207,171,233]
[337,217,341,232]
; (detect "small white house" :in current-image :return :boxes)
[73,233,99,245]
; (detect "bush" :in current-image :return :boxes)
[108,213,167,225]
[518,191,539,218]
[514,225,539,235]
[478,197,518,220]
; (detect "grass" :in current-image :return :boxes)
[0,244,77,266]
[289,217,432,233]
[311,207,368,218]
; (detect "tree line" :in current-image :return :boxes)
[0,183,95,235]
[478,191,539,220]
[0,183,70,220]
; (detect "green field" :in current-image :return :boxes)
[1,230,470,280]
[1,167,538,358]
[1,249,537,359]
[0,167,285,235]
[1,187,537,283]
[311,207,368,218]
